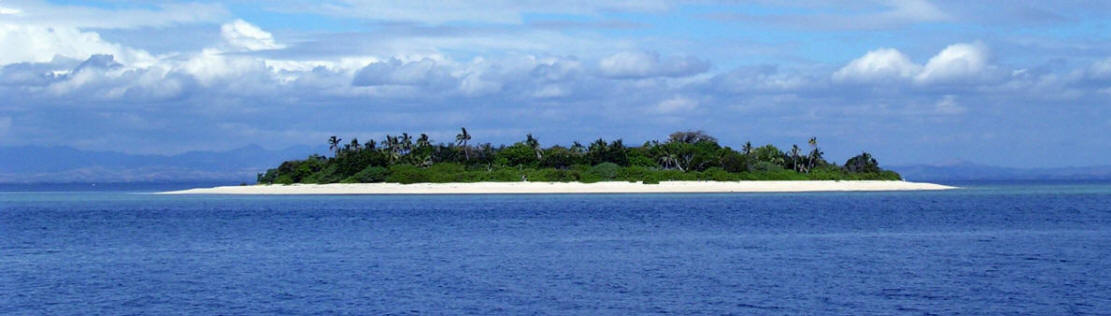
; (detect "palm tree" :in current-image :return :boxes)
[455,127,471,160]
[807,137,818,172]
[481,143,494,161]
[808,147,824,172]
[417,133,430,149]
[586,138,607,164]
[742,141,753,156]
[526,133,542,160]
[570,141,586,155]
[400,133,412,155]
[349,138,361,152]
[658,154,674,170]
[328,136,342,156]
[790,144,802,172]
[383,135,400,163]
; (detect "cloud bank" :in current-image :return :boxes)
[0,1,1110,168]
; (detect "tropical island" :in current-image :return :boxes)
[256,129,900,185]
[163,129,954,194]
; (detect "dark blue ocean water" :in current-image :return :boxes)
[2,182,1111,314]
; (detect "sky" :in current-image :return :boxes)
[0,0,1109,168]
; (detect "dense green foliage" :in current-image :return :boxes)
[257,130,902,184]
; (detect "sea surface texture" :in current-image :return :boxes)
[2,182,1110,314]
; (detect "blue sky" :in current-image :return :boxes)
[1,0,1109,168]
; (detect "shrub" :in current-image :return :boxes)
[496,143,538,167]
[700,167,737,181]
[386,164,430,184]
[578,173,602,183]
[346,166,390,183]
[617,166,653,182]
[626,152,657,168]
[720,151,749,173]
[844,152,881,173]
[257,169,279,184]
[589,162,621,180]
[274,174,294,185]
[750,161,784,172]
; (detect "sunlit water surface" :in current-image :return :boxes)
[2,182,1110,314]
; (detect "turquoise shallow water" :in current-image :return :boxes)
[2,182,1110,314]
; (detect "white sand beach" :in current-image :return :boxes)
[160,180,956,195]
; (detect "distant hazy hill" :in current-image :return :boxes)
[0,145,323,183]
[889,161,1111,181]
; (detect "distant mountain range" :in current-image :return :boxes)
[3,146,1109,183]
[0,145,324,183]
[888,161,1111,182]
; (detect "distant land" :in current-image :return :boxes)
[0,145,322,183]
[889,161,1111,182]
[2,146,1110,184]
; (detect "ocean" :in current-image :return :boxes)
[2,181,1110,314]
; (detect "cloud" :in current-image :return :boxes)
[0,24,155,66]
[1088,57,1111,79]
[915,42,990,84]
[833,42,996,86]
[34,54,187,100]
[530,58,584,82]
[220,20,284,51]
[598,51,709,79]
[0,5,20,15]
[654,96,698,114]
[832,48,920,83]
[0,58,74,86]
[710,65,811,94]
[351,58,456,87]
[180,49,270,87]
[934,95,966,114]
[1,1,1110,169]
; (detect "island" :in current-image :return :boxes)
[162,129,955,194]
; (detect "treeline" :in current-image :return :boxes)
[257,129,900,184]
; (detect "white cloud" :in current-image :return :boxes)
[351,58,456,87]
[1088,57,1111,79]
[935,95,966,114]
[915,42,990,84]
[220,20,284,51]
[832,48,920,82]
[882,0,950,24]
[598,51,709,79]
[180,49,269,86]
[459,72,501,96]
[712,65,810,93]
[531,58,584,82]
[834,42,995,86]
[0,5,21,15]
[0,24,155,66]
[654,96,698,114]
[531,84,569,98]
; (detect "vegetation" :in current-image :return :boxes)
[257,129,902,184]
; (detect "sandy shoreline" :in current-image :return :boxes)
[159,180,956,195]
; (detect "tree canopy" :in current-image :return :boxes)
[257,130,901,184]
